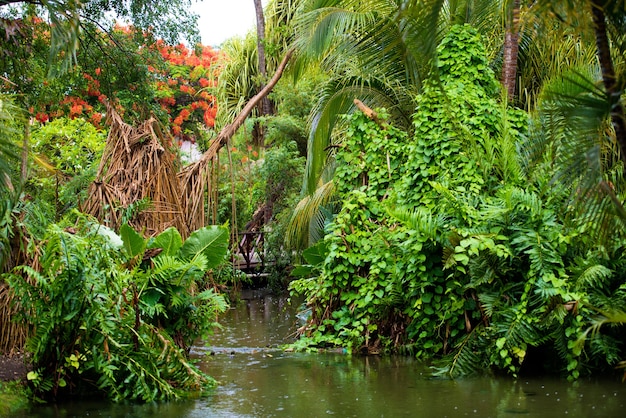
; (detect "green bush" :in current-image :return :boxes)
[29,117,106,217]
[289,25,626,379]
[6,213,229,402]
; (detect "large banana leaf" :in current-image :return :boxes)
[149,227,183,257]
[178,225,229,269]
[120,223,146,259]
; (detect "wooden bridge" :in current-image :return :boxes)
[233,231,272,277]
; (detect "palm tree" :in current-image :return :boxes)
[287,0,506,248]
[589,0,626,165]
[287,0,622,249]
[253,0,274,147]
[216,0,299,131]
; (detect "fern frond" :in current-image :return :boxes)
[387,206,443,240]
[494,305,542,352]
[575,264,613,290]
[434,326,487,378]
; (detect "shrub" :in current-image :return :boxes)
[6,213,229,402]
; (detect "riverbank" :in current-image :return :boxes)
[0,354,30,417]
[0,353,28,382]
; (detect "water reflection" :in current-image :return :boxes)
[191,290,625,418]
[23,289,626,417]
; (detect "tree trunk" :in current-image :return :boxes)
[254,0,267,80]
[590,1,626,165]
[21,121,29,183]
[502,0,521,102]
[179,48,295,232]
[253,0,273,147]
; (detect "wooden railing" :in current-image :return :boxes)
[235,231,265,272]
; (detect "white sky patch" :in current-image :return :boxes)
[191,0,269,47]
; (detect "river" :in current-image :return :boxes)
[25,289,626,417]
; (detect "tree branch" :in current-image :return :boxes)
[354,98,386,128]
[197,47,296,163]
[0,0,40,5]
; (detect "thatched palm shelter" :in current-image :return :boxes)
[84,49,294,238]
[0,49,293,356]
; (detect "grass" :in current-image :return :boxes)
[0,380,29,416]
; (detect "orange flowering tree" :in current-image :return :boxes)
[152,40,222,143]
[2,16,222,143]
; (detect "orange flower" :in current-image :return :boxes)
[69,104,83,117]
[179,108,191,119]
[203,109,215,127]
[179,84,195,94]
[90,112,102,126]
[95,67,101,76]
[35,112,49,123]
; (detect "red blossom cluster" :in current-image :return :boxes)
[30,95,104,128]
[154,40,223,138]
[26,21,223,143]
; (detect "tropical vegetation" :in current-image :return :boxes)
[287,0,626,380]
[8,216,229,401]
[1,0,626,408]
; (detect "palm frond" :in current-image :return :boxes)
[433,326,487,378]
[584,309,626,339]
[44,0,83,77]
[216,35,260,129]
[303,79,413,194]
[286,179,336,250]
[526,66,626,245]
[574,307,626,371]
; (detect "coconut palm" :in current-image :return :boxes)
[525,0,626,244]
[287,0,507,248]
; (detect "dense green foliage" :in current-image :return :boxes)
[2,2,626,407]
[290,25,626,379]
[29,117,106,219]
[0,95,23,268]
[6,214,229,401]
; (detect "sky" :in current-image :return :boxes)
[190,0,268,47]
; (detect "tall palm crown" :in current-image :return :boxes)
[288,0,623,249]
[294,0,505,194]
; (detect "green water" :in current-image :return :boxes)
[24,289,626,417]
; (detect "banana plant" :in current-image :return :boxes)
[119,224,230,352]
